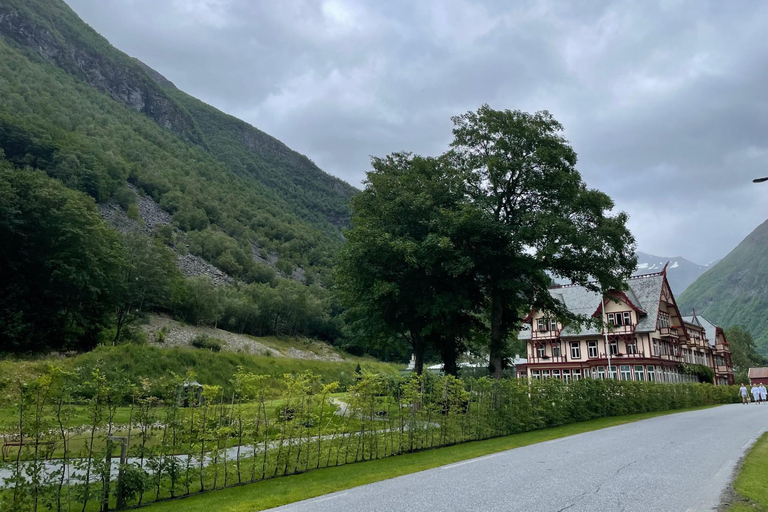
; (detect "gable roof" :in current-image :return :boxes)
[748,368,768,379]
[697,316,721,348]
[518,273,667,340]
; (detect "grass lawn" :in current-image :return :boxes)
[728,432,768,512]
[140,405,721,512]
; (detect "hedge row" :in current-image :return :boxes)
[0,369,739,511]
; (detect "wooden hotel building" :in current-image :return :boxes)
[516,267,734,386]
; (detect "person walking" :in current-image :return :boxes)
[761,383,767,404]
[740,383,749,404]
[751,384,760,404]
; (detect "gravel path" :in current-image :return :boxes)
[267,404,768,512]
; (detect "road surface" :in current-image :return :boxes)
[267,404,768,512]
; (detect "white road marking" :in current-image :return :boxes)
[441,453,501,469]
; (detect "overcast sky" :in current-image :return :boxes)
[66,0,768,264]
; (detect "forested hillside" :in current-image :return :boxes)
[0,0,361,354]
[678,219,768,356]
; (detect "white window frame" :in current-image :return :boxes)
[598,366,606,379]
[537,344,546,358]
[587,341,598,358]
[623,311,632,325]
[570,342,581,359]
[531,370,540,380]
[537,318,547,332]
[553,370,560,379]
[573,369,581,380]
[620,365,631,381]
[647,366,655,382]
[610,340,618,356]
[608,366,617,379]
[634,365,644,381]
[552,342,561,358]
[562,369,571,381]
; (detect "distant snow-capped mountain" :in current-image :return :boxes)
[634,251,712,295]
[551,251,713,295]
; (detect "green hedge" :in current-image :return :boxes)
[0,370,738,511]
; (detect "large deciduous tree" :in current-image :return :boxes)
[0,167,123,352]
[450,106,637,378]
[725,326,768,383]
[113,231,180,344]
[335,153,481,375]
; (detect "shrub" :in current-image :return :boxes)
[190,334,223,352]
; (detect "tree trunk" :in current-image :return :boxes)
[412,334,425,375]
[440,337,459,376]
[489,292,504,379]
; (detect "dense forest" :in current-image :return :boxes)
[0,0,368,355]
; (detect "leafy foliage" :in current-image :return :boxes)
[337,107,637,376]
[0,366,738,511]
[190,335,223,353]
[0,167,123,352]
[0,0,356,287]
[723,326,768,383]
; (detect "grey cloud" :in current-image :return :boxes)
[66,0,768,263]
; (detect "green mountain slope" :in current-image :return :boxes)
[0,0,356,282]
[677,219,768,355]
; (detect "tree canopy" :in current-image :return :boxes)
[337,106,637,376]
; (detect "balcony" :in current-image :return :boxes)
[606,324,637,336]
[716,365,731,374]
[659,326,679,338]
[531,328,561,341]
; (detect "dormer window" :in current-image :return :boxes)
[608,312,632,327]
[537,317,558,332]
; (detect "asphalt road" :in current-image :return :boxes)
[267,404,768,512]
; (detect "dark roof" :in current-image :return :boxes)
[519,273,665,340]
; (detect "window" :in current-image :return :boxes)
[652,339,660,356]
[553,370,560,380]
[623,312,632,326]
[656,366,663,382]
[620,365,631,381]
[658,311,670,329]
[626,341,637,355]
[537,318,547,331]
[562,370,571,381]
[587,341,598,358]
[550,319,558,331]
[608,365,617,379]
[598,366,606,379]
[542,370,550,378]
[634,365,645,381]
[552,342,561,358]
[537,344,546,358]
[573,369,581,380]
[531,370,540,380]
[647,366,655,382]
[610,340,618,356]
[571,342,581,359]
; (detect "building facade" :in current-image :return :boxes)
[516,268,734,386]
[748,368,768,386]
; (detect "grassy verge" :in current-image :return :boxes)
[140,405,720,512]
[728,432,768,512]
